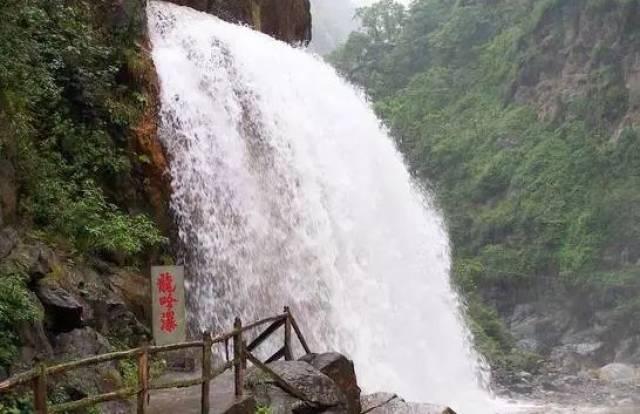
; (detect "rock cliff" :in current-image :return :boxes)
[509,1,640,135]
[166,0,312,44]
[493,0,640,377]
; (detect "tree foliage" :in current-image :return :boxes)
[0,0,165,256]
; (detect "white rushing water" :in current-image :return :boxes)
[148,2,500,411]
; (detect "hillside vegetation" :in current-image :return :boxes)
[0,0,165,370]
[330,0,640,374]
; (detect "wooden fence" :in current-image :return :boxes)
[0,306,312,414]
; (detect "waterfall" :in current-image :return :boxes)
[147,2,499,411]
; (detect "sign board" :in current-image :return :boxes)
[151,266,186,345]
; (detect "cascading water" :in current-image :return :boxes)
[148,2,501,411]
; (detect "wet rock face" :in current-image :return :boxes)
[508,1,640,132]
[2,232,151,374]
[165,0,312,44]
[500,292,640,377]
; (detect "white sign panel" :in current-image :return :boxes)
[151,266,186,345]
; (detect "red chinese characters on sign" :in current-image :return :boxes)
[157,272,178,333]
[151,266,185,345]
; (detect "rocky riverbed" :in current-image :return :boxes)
[494,360,640,414]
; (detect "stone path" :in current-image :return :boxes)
[148,370,253,414]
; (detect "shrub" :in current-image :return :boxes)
[0,266,41,366]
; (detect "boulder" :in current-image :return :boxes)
[360,394,456,414]
[614,336,640,364]
[507,303,569,354]
[86,292,148,345]
[25,244,58,279]
[361,393,397,413]
[52,328,130,413]
[35,280,87,332]
[5,241,59,282]
[299,353,361,414]
[598,363,638,385]
[15,298,53,366]
[109,269,151,322]
[246,360,347,413]
[67,266,148,344]
[220,395,257,414]
[53,327,113,359]
[165,0,312,44]
[549,339,605,372]
[248,384,305,414]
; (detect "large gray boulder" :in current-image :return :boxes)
[361,393,456,414]
[598,363,638,385]
[246,360,348,413]
[52,327,130,414]
[35,280,86,332]
[299,353,361,414]
[4,240,58,282]
[615,336,640,364]
[361,393,397,413]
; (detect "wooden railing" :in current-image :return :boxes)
[0,306,312,414]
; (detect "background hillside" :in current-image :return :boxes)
[309,0,358,55]
[330,0,640,379]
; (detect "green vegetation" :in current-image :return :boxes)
[119,357,166,389]
[331,0,640,372]
[0,264,42,366]
[0,0,166,370]
[0,393,33,414]
[255,405,273,414]
[0,0,164,256]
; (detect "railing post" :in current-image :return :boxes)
[241,340,248,369]
[33,363,47,414]
[201,331,212,414]
[283,306,293,361]
[289,312,312,355]
[137,344,149,414]
[233,317,244,398]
